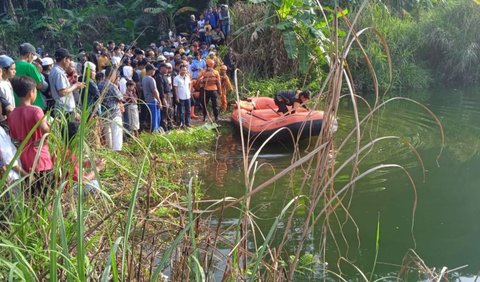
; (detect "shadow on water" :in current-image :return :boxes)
[201,87,480,280]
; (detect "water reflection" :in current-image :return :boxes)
[203,88,480,280]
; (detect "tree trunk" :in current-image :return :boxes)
[6,0,17,23]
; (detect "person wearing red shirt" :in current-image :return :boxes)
[8,76,53,196]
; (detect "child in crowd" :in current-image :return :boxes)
[8,76,53,196]
[124,80,140,137]
[63,122,105,196]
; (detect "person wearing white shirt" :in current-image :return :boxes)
[49,48,85,116]
[173,64,192,127]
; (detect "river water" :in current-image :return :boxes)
[202,88,480,280]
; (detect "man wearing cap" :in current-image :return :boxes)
[0,55,15,124]
[49,48,85,116]
[14,42,45,109]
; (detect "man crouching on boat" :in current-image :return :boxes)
[274,90,311,114]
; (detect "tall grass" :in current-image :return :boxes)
[0,60,218,281]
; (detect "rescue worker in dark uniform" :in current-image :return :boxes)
[274,89,311,114]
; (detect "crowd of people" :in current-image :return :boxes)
[0,5,237,196]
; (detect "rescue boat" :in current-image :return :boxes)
[231,97,326,142]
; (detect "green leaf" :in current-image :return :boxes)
[276,21,293,31]
[282,30,298,59]
[308,26,327,41]
[298,44,309,74]
[101,237,123,282]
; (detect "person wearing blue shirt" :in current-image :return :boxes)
[206,8,217,29]
[190,52,206,79]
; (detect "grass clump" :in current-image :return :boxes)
[128,126,217,154]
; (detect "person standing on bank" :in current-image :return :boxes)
[198,59,221,122]
[14,43,46,109]
[173,64,192,128]
[98,67,124,151]
[274,89,311,114]
[49,48,85,118]
[143,63,162,133]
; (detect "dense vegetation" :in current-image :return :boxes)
[231,0,480,94]
[347,0,480,93]
[0,0,210,51]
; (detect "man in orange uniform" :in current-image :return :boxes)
[198,59,221,121]
[219,64,233,112]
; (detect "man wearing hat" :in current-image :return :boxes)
[40,57,54,110]
[49,48,85,116]
[14,42,45,109]
[156,55,166,64]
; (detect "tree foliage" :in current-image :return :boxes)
[0,0,209,53]
[346,0,480,93]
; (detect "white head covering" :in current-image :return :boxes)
[84,61,96,72]
[122,65,133,80]
[41,57,54,66]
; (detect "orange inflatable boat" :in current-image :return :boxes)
[231,97,325,142]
